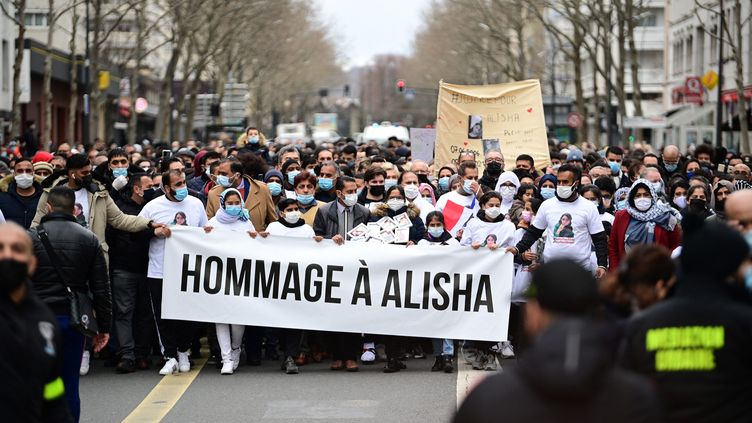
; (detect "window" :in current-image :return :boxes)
[22,13,48,27]
[685,35,693,73]
[672,39,682,76]
[638,12,657,27]
[709,24,718,65]
[696,27,705,75]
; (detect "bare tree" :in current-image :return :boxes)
[0,0,27,138]
[695,0,751,153]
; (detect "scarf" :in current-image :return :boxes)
[625,179,677,247]
[215,188,250,224]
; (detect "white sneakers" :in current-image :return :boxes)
[80,350,90,376]
[177,351,191,373]
[160,352,191,376]
[361,342,376,363]
[500,341,515,359]
[220,360,234,375]
[231,348,241,371]
[159,358,178,376]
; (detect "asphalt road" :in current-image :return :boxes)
[79,351,509,422]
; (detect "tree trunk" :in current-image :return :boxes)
[614,4,627,144]
[732,0,749,153]
[43,0,55,151]
[573,26,587,144]
[11,0,27,138]
[154,40,182,141]
[127,0,145,146]
[626,0,644,142]
[67,3,78,144]
[183,65,205,141]
[591,44,601,147]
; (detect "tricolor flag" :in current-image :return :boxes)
[442,199,476,236]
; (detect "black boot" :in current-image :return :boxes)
[383,358,405,373]
[444,357,454,373]
[431,355,445,372]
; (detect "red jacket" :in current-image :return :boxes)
[608,209,682,270]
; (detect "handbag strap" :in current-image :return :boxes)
[37,224,73,295]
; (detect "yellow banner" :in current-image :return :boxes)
[435,80,550,172]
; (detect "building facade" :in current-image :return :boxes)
[665,0,752,151]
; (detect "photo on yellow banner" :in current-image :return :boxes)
[435,80,551,173]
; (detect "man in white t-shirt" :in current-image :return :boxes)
[508,164,608,277]
[138,170,208,376]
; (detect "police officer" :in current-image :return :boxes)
[0,222,72,422]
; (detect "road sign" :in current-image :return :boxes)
[566,112,583,128]
[684,77,704,104]
[702,70,719,90]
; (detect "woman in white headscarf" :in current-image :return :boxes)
[494,171,521,215]
[203,188,259,375]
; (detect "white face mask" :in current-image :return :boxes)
[14,173,34,189]
[342,193,358,207]
[485,206,502,219]
[634,197,653,212]
[387,198,406,212]
[283,210,302,224]
[403,184,420,200]
[499,186,515,200]
[674,195,687,209]
[557,185,574,199]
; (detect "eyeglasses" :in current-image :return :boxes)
[485,159,504,164]
[110,159,128,166]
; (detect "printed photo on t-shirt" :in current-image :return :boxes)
[172,211,187,226]
[481,233,497,247]
[73,203,87,227]
[552,213,574,243]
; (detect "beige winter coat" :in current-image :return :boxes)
[31,175,150,261]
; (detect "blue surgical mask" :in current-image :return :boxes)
[248,136,260,144]
[687,171,695,179]
[438,176,450,191]
[541,187,555,200]
[463,179,474,195]
[225,205,243,216]
[609,161,621,175]
[318,178,333,191]
[287,170,300,185]
[267,181,282,196]
[112,168,128,178]
[664,163,678,172]
[217,175,233,187]
[616,199,627,210]
[174,187,188,201]
[428,227,444,238]
[297,193,315,205]
[384,179,398,190]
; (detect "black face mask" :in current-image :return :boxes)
[184,167,194,176]
[689,198,707,211]
[142,187,157,203]
[0,259,27,294]
[715,199,726,212]
[417,174,429,184]
[73,174,93,189]
[369,185,385,196]
[486,162,502,176]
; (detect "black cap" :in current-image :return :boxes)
[525,259,599,315]
[681,218,749,279]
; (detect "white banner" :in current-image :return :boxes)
[162,227,513,341]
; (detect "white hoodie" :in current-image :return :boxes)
[494,171,521,214]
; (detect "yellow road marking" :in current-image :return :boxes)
[122,352,208,423]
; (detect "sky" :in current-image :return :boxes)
[315,0,431,69]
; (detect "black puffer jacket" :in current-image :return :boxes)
[455,318,662,423]
[29,212,112,332]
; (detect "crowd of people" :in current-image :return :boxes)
[1,127,751,422]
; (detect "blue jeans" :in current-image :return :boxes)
[56,315,85,422]
[432,339,454,357]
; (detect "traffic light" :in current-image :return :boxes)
[396,79,406,92]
